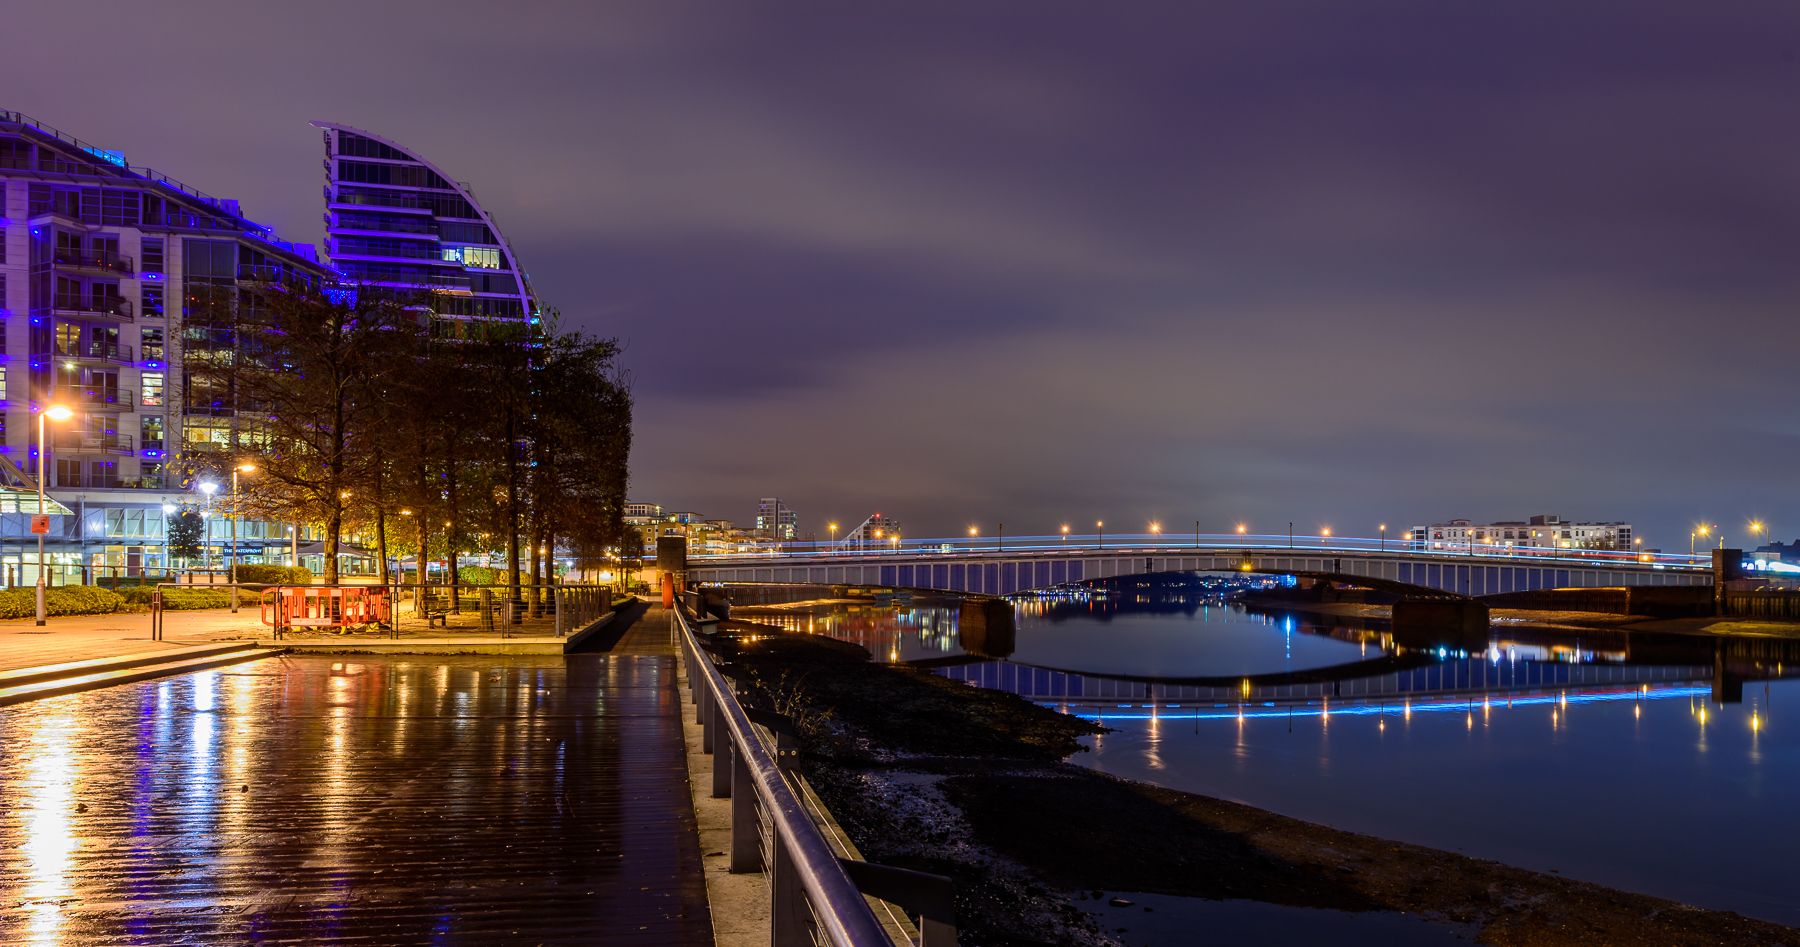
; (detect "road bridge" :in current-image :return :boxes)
[689,534,1712,599]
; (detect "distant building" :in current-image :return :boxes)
[1752,541,1800,567]
[1408,514,1633,552]
[842,513,902,549]
[624,501,663,521]
[756,497,797,540]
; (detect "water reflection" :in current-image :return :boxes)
[19,711,81,947]
[731,582,1800,925]
[0,654,706,944]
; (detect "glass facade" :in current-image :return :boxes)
[0,108,334,572]
[314,122,538,327]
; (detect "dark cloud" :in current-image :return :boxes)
[11,1,1799,544]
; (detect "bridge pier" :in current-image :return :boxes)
[1390,598,1490,652]
[957,598,1016,659]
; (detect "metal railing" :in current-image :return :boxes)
[52,295,134,319]
[554,586,619,636]
[51,247,134,274]
[674,602,955,946]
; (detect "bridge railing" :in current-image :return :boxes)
[673,602,955,946]
[691,533,1709,570]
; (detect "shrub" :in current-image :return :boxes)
[117,586,237,609]
[0,585,124,619]
[232,564,312,586]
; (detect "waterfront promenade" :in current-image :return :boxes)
[0,603,715,945]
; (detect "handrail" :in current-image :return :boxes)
[673,603,899,947]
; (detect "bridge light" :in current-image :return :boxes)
[1236,523,1247,535]
[968,526,979,537]
[1320,526,1331,538]
[1149,522,1161,535]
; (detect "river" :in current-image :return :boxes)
[739,583,1800,927]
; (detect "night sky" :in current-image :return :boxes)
[11,2,1798,546]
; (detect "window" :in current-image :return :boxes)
[141,416,164,450]
[141,371,164,407]
[0,365,7,402]
[462,247,501,269]
[182,239,236,281]
[142,288,164,320]
[141,326,164,360]
[56,459,81,488]
[141,238,164,273]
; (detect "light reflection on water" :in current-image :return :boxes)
[757,588,1800,927]
[20,710,81,947]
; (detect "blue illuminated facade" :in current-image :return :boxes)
[312,122,539,328]
[0,108,333,576]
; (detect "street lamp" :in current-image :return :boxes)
[1060,524,1070,541]
[1378,523,1387,552]
[34,404,74,626]
[828,521,838,551]
[229,463,256,590]
[198,480,220,575]
[1691,524,1711,557]
[1149,521,1161,540]
[1749,520,1766,548]
[998,521,1004,552]
[1096,520,1105,549]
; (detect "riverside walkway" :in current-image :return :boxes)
[0,603,713,945]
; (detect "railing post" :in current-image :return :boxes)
[554,590,564,637]
[700,684,715,753]
[711,705,732,798]
[769,835,809,945]
[729,741,763,874]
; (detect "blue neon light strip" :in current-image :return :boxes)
[1058,686,1712,722]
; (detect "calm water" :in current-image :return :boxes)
[743,590,1800,927]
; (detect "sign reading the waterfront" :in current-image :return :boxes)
[29,514,49,534]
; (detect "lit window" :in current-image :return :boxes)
[461,247,501,269]
[141,371,163,407]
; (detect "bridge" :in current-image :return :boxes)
[687,532,1714,598]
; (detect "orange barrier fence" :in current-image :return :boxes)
[261,586,392,636]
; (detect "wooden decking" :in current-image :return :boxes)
[0,650,712,945]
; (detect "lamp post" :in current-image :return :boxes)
[34,404,73,626]
[998,522,1004,552]
[1195,520,1201,549]
[229,463,255,588]
[1379,523,1387,552]
[1288,521,1293,549]
[1097,520,1105,549]
[1750,520,1766,551]
[198,481,220,575]
[1149,522,1161,543]
[828,521,838,552]
[1061,524,1070,542]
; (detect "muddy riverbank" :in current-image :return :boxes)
[712,623,1797,946]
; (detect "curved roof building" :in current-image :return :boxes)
[312,122,538,327]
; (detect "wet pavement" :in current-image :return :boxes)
[0,651,712,945]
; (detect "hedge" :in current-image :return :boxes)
[0,585,123,618]
[117,586,246,610]
[232,564,313,586]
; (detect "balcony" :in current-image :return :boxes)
[64,386,135,411]
[53,343,134,365]
[53,432,135,455]
[51,295,133,320]
[52,248,134,276]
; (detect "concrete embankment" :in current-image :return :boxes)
[716,628,1799,946]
